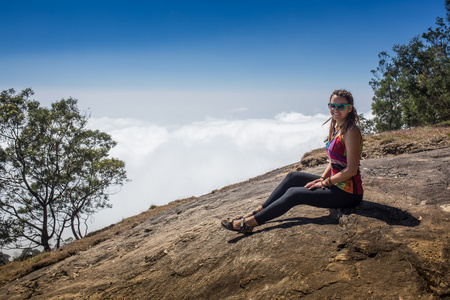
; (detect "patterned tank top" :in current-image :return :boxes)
[326,130,364,195]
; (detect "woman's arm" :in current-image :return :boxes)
[321,163,332,179]
[305,162,332,189]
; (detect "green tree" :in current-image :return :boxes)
[16,248,40,260]
[0,217,16,247]
[446,0,450,22]
[370,2,450,131]
[0,89,128,251]
[358,113,375,135]
[0,252,10,266]
[370,52,404,131]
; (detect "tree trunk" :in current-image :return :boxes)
[41,207,51,251]
[41,229,51,252]
[71,214,80,240]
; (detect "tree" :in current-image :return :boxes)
[0,252,10,266]
[369,52,404,131]
[0,89,128,251]
[446,0,450,22]
[370,2,450,131]
[16,248,40,260]
[358,114,375,135]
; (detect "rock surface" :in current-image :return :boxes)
[0,148,449,299]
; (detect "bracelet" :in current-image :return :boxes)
[327,177,333,187]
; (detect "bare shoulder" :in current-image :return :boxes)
[342,126,362,145]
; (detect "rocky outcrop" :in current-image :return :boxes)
[0,147,449,299]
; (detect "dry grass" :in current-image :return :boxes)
[0,124,449,286]
[0,197,195,286]
[293,124,450,171]
[362,124,450,158]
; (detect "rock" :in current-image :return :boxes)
[0,148,449,299]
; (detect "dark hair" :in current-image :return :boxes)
[325,89,360,141]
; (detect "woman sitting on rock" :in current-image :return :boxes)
[222,89,364,233]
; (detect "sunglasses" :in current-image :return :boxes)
[328,103,351,111]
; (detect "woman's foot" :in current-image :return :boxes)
[221,218,252,233]
[221,216,258,234]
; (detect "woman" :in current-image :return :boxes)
[222,89,363,233]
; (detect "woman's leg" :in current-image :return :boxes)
[238,172,318,219]
[238,172,319,219]
[254,186,362,225]
[261,172,320,209]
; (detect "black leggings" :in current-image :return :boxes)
[254,172,363,225]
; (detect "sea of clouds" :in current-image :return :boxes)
[88,111,330,231]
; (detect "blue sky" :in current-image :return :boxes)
[1,1,448,233]
[1,0,446,123]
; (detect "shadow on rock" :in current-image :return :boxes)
[227,215,338,243]
[298,200,421,228]
[227,200,420,243]
[349,200,421,226]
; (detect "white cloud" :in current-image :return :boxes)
[87,112,329,230]
[89,118,170,164]
[361,110,374,120]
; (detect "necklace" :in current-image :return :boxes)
[331,128,340,139]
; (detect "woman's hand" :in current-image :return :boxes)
[305,179,325,190]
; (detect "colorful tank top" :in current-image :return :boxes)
[326,130,363,195]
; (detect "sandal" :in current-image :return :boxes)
[221,217,253,234]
